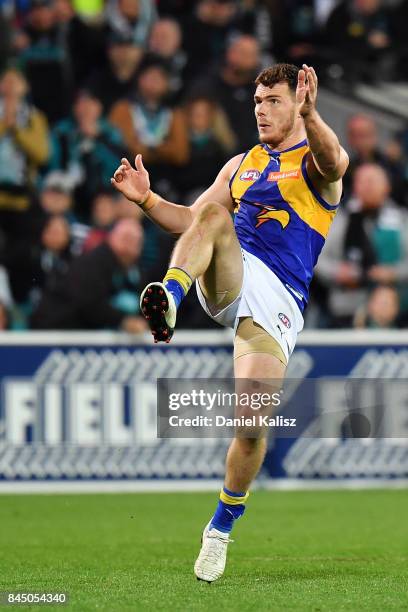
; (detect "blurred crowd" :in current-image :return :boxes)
[0,0,408,332]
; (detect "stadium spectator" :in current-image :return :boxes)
[110,60,189,192]
[0,8,12,73]
[113,190,174,274]
[116,192,143,221]
[182,0,245,83]
[105,0,157,47]
[270,0,323,69]
[390,125,408,207]
[86,32,144,114]
[323,0,394,83]
[5,213,73,327]
[36,214,72,279]
[39,171,92,255]
[0,68,49,246]
[176,97,229,203]
[15,0,73,123]
[0,302,8,329]
[31,218,148,332]
[82,190,119,252]
[49,90,126,221]
[40,171,76,217]
[354,284,401,328]
[61,0,107,90]
[0,264,13,312]
[0,259,13,329]
[345,114,406,205]
[391,0,408,81]
[156,0,196,19]
[315,164,408,327]
[148,17,186,101]
[188,34,260,153]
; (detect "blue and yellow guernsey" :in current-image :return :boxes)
[230,139,339,312]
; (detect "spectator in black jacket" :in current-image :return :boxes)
[188,34,260,153]
[86,32,144,114]
[5,214,73,329]
[15,0,73,123]
[183,0,246,84]
[148,17,186,102]
[31,218,148,333]
[323,0,394,83]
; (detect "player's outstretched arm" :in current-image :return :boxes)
[111,154,241,235]
[297,65,349,183]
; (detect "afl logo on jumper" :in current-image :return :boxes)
[278,312,291,329]
[240,169,261,181]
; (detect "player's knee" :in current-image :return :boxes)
[233,436,265,456]
[193,201,232,233]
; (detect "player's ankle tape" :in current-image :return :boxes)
[219,487,249,505]
[163,267,193,294]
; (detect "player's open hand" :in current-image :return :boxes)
[111,154,150,204]
[297,64,318,118]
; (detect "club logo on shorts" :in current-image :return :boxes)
[278,312,291,329]
[240,169,261,181]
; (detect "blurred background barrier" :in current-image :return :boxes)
[1,329,407,486]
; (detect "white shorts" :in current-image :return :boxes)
[196,249,304,363]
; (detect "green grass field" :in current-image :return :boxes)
[0,489,407,611]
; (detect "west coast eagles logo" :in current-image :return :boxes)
[255,206,290,229]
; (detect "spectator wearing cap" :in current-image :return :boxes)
[86,32,144,114]
[14,0,73,123]
[109,60,189,192]
[49,90,127,221]
[0,68,49,246]
[105,0,157,47]
[315,164,408,327]
[39,170,91,254]
[40,171,76,217]
[31,218,148,333]
[188,34,261,153]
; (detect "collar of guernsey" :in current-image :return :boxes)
[229,139,340,313]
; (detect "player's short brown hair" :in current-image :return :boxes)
[255,63,299,93]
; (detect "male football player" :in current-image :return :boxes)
[112,64,348,582]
